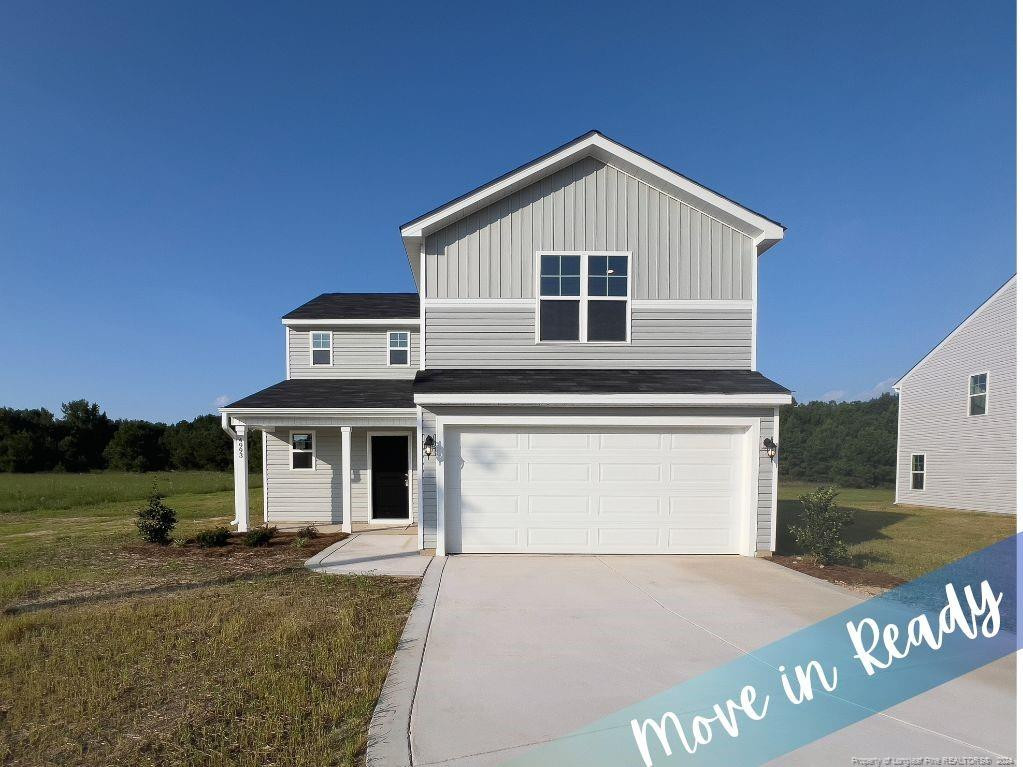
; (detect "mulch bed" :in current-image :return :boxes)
[771,555,905,593]
[131,530,350,561]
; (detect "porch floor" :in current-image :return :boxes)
[272,522,418,536]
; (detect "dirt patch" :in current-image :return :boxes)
[136,530,350,560]
[771,555,905,597]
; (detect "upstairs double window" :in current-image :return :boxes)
[537,252,630,343]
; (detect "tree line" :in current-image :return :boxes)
[778,393,898,487]
[0,400,260,473]
[2,395,900,486]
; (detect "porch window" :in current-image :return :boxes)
[290,431,315,470]
[538,253,630,342]
[388,331,410,366]
[311,332,332,366]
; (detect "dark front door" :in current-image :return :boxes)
[371,436,409,520]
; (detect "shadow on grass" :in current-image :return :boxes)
[775,499,910,570]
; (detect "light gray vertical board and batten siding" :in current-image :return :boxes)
[288,327,420,379]
[424,303,752,368]
[896,278,1016,514]
[423,157,755,301]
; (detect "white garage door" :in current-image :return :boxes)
[445,427,747,554]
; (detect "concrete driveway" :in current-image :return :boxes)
[410,555,1015,766]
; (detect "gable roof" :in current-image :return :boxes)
[399,130,786,284]
[892,274,1017,389]
[282,293,420,322]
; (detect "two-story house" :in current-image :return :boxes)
[893,275,1016,514]
[219,131,792,555]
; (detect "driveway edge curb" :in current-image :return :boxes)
[366,555,446,767]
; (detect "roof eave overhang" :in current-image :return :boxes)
[281,318,421,327]
[400,131,786,273]
[219,407,417,417]
[413,393,793,407]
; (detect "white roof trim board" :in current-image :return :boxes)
[399,131,785,283]
[892,274,1017,389]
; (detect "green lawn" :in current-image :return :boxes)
[777,482,1015,582]
[0,472,418,767]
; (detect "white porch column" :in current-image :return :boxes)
[233,423,250,533]
[341,426,352,533]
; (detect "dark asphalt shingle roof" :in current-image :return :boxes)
[225,379,415,409]
[413,369,790,395]
[282,293,420,320]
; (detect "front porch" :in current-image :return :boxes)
[218,378,421,542]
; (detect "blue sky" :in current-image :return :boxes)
[0,1,1014,422]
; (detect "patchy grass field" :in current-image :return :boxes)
[777,482,1015,583]
[0,472,418,766]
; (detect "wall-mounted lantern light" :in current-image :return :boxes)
[423,434,436,458]
[763,438,778,459]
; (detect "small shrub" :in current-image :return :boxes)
[295,525,320,539]
[243,525,277,547]
[135,491,177,544]
[292,535,309,549]
[194,526,232,548]
[788,486,853,565]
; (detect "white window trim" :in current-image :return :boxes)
[967,371,989,417]
[386,330,412,367]
[309,331,333,366]
[910,452,925,490]
[289,430,316,471]
[534,251,632,345]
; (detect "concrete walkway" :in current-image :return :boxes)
[305,533,430,577]
[410,555,1015,766]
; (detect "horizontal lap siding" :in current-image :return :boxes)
[289,327,420,379]
[896,281,1016,514]
[421,410,438,548]
[264,429,342,523]
[424,157,754,301]
[425,304,751,368]
[758,414,775,551]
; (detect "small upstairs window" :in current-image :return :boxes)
[291,432,315,470]
[968,373,988,416]
[910,454,925,490]
[311,332,332,366]
[388,331,410,366]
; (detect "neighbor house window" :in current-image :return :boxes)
[310,332,332,365]
[290,432,315,470]
[911,454,925,490]
[968,373,988,416]
[538,252,629,342]
[388,331,410,366]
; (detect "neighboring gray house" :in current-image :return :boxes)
[219,131,792,555]
[893,275,1016,514]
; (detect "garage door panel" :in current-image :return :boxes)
[528,495,590,515]
[597,496,661,517]
[528,463,590,482]
[598,462,662,482]
[448,427,745,554]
